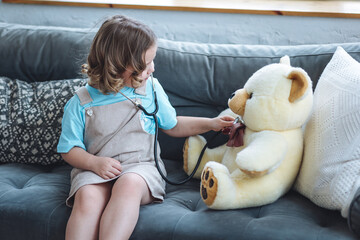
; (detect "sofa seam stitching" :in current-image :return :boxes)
[171,211,192,240]
[157,46,360,59]
[46,201,66,239]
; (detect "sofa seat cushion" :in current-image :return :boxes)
[133,160,357,240]
[0,163,71,240]
[348,187,360,236]
[0,160,357,240]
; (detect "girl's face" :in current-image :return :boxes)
[123,44,157,87]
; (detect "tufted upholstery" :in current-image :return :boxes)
[0,23,360,239]
[0,164,71,240]
[0,161,356,240]
[134,161,356,240]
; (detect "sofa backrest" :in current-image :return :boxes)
[0,23,93,82]
[1,23,360,161]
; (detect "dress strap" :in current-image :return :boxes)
[75,86,93,106]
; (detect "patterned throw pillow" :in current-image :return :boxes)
[0,77,87,165]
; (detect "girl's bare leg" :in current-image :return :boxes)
[99,173,153,240]
[66,182,112,240]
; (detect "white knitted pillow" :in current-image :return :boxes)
[294,46,360,218]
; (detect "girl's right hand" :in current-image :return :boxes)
[91,156,122,180]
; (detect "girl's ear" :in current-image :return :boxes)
[288,70,309,103]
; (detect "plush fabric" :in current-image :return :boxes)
[0,77,87,165]
[183,57,314,210]
[294,47,360,218]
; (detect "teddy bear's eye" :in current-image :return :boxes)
[249,93,253,99]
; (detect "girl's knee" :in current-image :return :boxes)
[113,174,150,200]
[74,184,111,213]
[120,173,145,187]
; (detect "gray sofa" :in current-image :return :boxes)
[1,22,360,240]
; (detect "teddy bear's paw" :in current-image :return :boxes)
[201,167,218,206]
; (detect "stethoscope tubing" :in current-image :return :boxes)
[122,74,206,185]
[153,114,221,185]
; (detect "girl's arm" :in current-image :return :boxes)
[61,147,122,180]
[162,115,235,137]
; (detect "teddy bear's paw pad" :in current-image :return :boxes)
[201,167,218,206]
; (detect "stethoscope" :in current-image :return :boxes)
[119,74,210,185]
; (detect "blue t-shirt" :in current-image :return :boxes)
[57,77,177,153]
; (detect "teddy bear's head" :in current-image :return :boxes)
[228,56,313,131]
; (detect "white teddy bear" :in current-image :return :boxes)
[183,56,313,209]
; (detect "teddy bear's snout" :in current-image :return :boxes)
[228,89,249,117]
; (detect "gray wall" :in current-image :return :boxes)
[1,1,360,45]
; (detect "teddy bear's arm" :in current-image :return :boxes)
[235,131,287,175]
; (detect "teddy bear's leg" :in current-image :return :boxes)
[201,161,292,209]
[183,135,227,179]
[200,161,236,207]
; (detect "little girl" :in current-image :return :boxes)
[57,15,234,240]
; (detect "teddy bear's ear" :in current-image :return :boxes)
[280,55,290,66]
[288,70,309,103]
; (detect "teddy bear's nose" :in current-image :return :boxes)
[229,92,236,100]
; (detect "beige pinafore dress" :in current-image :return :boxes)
[66,85,166,207]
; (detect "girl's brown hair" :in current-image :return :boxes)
[82,15,157,94]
